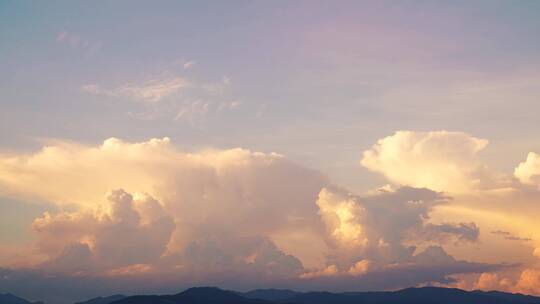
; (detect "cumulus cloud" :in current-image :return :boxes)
[316,188,367,250]
[315,186,478,268]
[300,265,339,279]
[347,259,371,276]
[298,245,499,292]
[361,130,540,202]
[357,130,540,296]
[360,131,540,287]
[0,137,327,272]
[178,235,304,279]
[466,269,540,296]
[0,135,516,303]
[360,131,500,193]
[0,137,177,205]
[33,189,174,273]
[22,187,307,283]
[515,152,540,188]
[515,269,540,295]
[0,138,324,212]
[304,185,488,288]
[474,272,513,291]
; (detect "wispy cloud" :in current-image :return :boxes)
[174,100,211,123]
[172,58,197,70]
[115,78,190,103]
[183,60,197,70]
[491,230,532,242]
[256,104,267,118]
[82,73,241,124]
[84,77,191,103]
[217,100,241,111]
[56,30,102,55]
[172,99,242,125]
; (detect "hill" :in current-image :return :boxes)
[101,286,540,304]
[0,293,43,304]
[74,295,126,304]
[111,287,269,304]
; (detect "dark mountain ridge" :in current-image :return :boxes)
[111,287,269,304]
[241,289,302,301]
[74,295,126,304]
[105,286,540,304]
[0,293,43,304]
[5,286,540,304]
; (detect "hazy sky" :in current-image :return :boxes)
[1,1,540,303]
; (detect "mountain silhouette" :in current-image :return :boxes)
[9,286,540,304]
[103,286,540,304]
[471,290,540,304]
[111,287,269,304]
[74,295,126,304]
[0,293,43,304]
[247,287,540,304]
[241,289,302,301]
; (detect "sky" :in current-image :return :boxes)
[1,1,540,303]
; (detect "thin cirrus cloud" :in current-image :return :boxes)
[82,77,192,104]
[491,231,532,242]
[183,60,197,70]
[82,74,240,123]
[172,59,197,70]
[56,30,102,55]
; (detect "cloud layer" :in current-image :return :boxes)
[1,131,540,303]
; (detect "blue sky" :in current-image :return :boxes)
[3,1,540,181]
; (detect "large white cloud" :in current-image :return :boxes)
[360,131,499,193]
[0,138,328,272]
[515,152,540,188]
[0,135,526,303]
[312,186,479,272]
[33,189,174,273]
[359,130,540,296]
[0,137,327,256]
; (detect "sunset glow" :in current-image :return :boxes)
[1,1,540,304]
